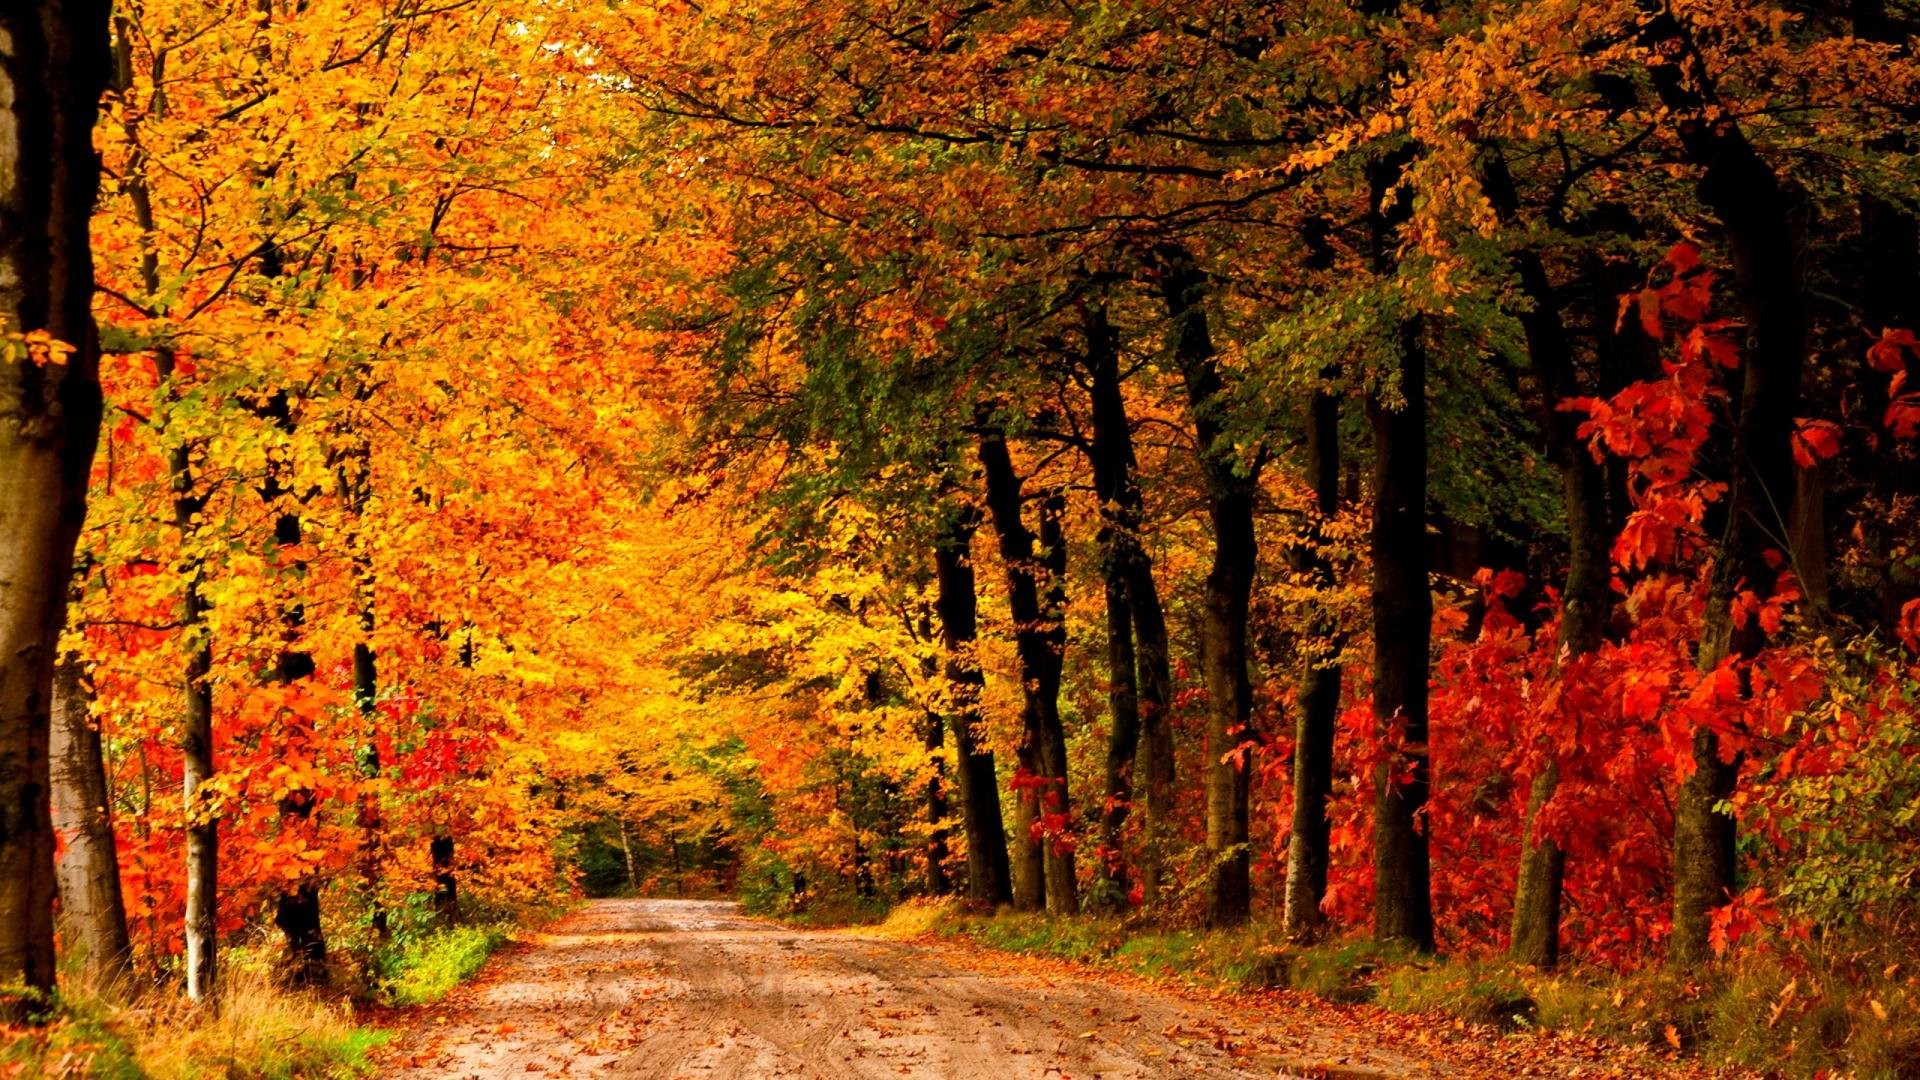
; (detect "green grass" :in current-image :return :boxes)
[380,924,513,1006]
[871,901,1920,1077]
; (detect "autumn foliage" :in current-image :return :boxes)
[3,0,1920,1072]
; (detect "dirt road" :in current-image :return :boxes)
[377,899,1620,1079]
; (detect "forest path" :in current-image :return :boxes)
[377,898,1627,1079]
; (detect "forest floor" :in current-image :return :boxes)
[376,898,1731,1079]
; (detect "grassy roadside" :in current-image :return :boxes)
[1,917,533,1078]
[875,900,1920,1077]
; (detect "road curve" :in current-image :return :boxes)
[379,897,1439,1079]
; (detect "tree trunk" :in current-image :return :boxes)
[1095,564,1139,909]
[1364,147,1435,953]
[921,692,952,896]
[932,509,1014,905]
[0,0,110,1021]
[1082,302,1147,910]
[1640,7,1809,967]
[1480,151,1610,969]
[1128,541,1175,907]
[50,650,132,991]
[1157,248,1259,928]
[1368,322,1435,952]
[618,818,639,893]
[977,418,1078,915]
[336,419,386,943]
[179,553,217,1003]
[432,832,458,923]
[259,392,328,987]
[1283,384,1342,942]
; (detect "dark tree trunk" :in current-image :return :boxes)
[1283,383,1342,942]
[1128,540,1175,907]
[1095,565,1139,909]
[932,509,1014,906]
[1157,248,1259,928]
[977,419,1078,915]
[918,630,953,896]
[0,0,110,1021]
[50,649,132,990]
[1081,302,1151,910]
[1367,325,1435,953]
[1480,152,1610,969]
[1641,8,1810,968]
[1366,149,1434,952]
[337,415,387,942]
[259,392,328,987]
[431,832,458,924]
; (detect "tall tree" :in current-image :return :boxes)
[1367,150,1436,953]
[1158,248,1261,928]
[931,506,1013,905]
[977,415,1079,915]
[0,0,111,1021]
[1639,5,1810,967]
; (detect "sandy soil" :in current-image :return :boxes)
[378,898,1444,1079]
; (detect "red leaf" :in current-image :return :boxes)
[1790,418,1842,468]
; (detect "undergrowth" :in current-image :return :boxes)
[878,899,1920,1077]
[0,959,386,1079]
[376,924,512,1007]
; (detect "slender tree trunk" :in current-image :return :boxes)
[179,550,217,1003]
[618,818,639,893]
[1080,303,1175,905]
[335,414,386,942]
[1367,323,1435,952]
[932,510,1013,905]
[1479,152,1610,969]
[1283,383,1342,942]
[1082,303,1146,910]
[920,680,953,896]
[1128,542,1175,907]
[257,392,328,987]
[977,418,1078,915]
[431,832,458,924]
[0,0,110,1021]
[1364,147,1435,953]
[1095,564,1139,909]
[50,648,133,990]
[1640,7,1810,967]
[1157,248,1260,928]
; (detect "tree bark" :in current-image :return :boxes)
[1479,150,1610,969]
[1367,322,1435,953]
[179,548,217,1003]
[1283,383,1342,942]
[1157,248,1259,928]
[1081,302,1152,910]
[50,648,132,990]
[932,509,1014,905]
[977,418,1078,915]
[258,391,328,987]
[1640,6,1809,968]
[0,0,111,1020]
[336,414,386,942]
[1128,538,1175,907]
[919,640,953,896]
[431,832,458,924]
[1366,148,1434,952]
